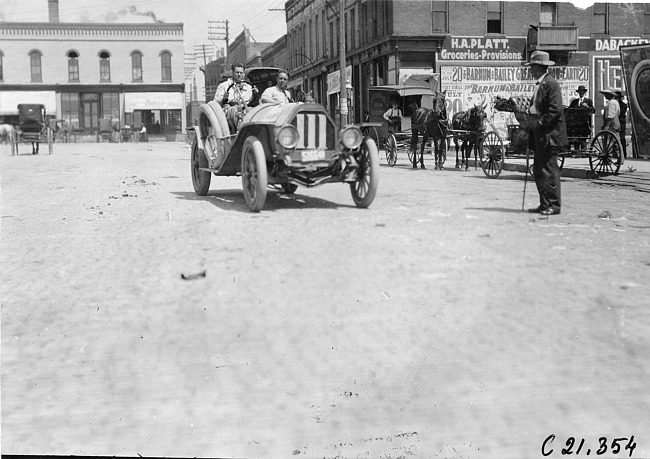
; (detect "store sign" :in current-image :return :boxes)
[620,44,650,157]
[439,36,526,61]
[326,66,352,95]
[579,37,650,52]
[593,56,626,121]
[440,65,588,133]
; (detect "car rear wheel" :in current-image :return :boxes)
[241,137,268,212]
[350,137,379,208]
[191,138,211,196]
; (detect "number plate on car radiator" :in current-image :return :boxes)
[300,150,327,162]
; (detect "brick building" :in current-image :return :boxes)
[0,0,185,140]
[284,0,650,132]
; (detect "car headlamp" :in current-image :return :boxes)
[275,125,300,149]
[339,126,363,150]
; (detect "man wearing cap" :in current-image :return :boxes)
[568,85,595,150]
[600,88,620,133]
[524,51,567,216]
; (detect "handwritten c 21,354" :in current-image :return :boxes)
[541,435,637,457]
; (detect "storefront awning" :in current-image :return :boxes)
[369,85,437,97]
[124,92,184,112]
[0,91,57,116]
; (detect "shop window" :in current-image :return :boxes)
[61,92,80,130]
[487,2,502,34]
[540,2,557,26]
[29,50,42,83]
[67,51,79,82]
[593,3,609,34]
[99,51,111,82]
[131,51,143,81]
[431,1,448,33]
[101,92,120,125]
[160,51,172,81]
[644,4,650,34]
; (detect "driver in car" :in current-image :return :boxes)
[214,62,258,133]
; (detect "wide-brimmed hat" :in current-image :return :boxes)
[523,51,555,66]
[576,85,587,93]
[599,87,617,97]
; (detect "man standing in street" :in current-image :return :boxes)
[568,84,595,150]
[525,51,567,216]
[600,88,620,133]
[261,70,293,104]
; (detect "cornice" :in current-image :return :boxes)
[0,22,184,38]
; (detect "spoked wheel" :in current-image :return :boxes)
[386,133,397,167]
[479,131,505,178]
[589,130,623,177]
[350,137,379,208]
[191,139,211,195]
[241,137,268,212]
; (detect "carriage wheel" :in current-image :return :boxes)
[589,130,623,177]
[191,138,211,196]
[386,133,397,167]
[479,131,505,178]
[350,137,379,208]
[241,137,268,212]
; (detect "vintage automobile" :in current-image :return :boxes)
[189,76,379,212]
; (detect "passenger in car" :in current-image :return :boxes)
[214,62,258,133]
[261,69,293,104]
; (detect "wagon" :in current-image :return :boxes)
[188,76,379,212]
[483,96,623,178]
[11,104,54,155]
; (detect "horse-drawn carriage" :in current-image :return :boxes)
[478,96,624,178]
[188,68,379,212]
[10,104,54,155]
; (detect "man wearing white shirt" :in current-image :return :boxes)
[261,70,293,104]
[214,62,258,133]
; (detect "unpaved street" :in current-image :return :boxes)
[2,142,649,458]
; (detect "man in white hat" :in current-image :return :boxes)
[524,50,567,216]
[600,87,620,133]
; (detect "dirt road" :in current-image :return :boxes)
[2,142,649,458]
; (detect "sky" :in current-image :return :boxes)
[0,0,289,55]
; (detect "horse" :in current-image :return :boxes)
[409,90,448,170]
[0,124,15,145]
[452,104,487,170]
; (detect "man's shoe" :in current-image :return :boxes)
[540,208,560,216]
[528,206,545,213]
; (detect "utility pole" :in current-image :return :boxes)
[208,19,230,69]
[338,0,348,127]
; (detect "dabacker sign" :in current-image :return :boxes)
[439,36,526,61]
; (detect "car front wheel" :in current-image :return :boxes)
[241,137,268,212]
[350,137,379,208]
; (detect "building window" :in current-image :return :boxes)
[131,51,143,81]
[593,3,609,34]
[315,14,320,58]
[160,51,172,81]
[67,51,79,82]
[345,12,349,52]
[350,8,356,50]
[540,2,557,26]
[322,14,327,56]
[431,1,448,33]
[644,4,650,34]
[330,21,335,58]
[99,51,111,82]
[361,3,368,44]
[61,92,80,129]
[101,92,120,124]
[487,2,502,34]
[0,51,4,82]
[29,50,42,82]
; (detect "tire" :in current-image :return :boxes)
[350,137,379,208]
[589,130,623,177]
[199,103,226,168]
[241,137,268,212]
[207,101,230,137]
[479,131,505,178]
[386,133,397,167]
[191,138,211,195]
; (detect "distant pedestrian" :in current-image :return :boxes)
[383,100,402,133]
[616,90,628,158]
[524,51,567,216]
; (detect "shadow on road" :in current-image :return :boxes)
[465,206,526,214]
[172,189,355,213]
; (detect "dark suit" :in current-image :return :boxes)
[568,95,594,149]
[529,73,567,212]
